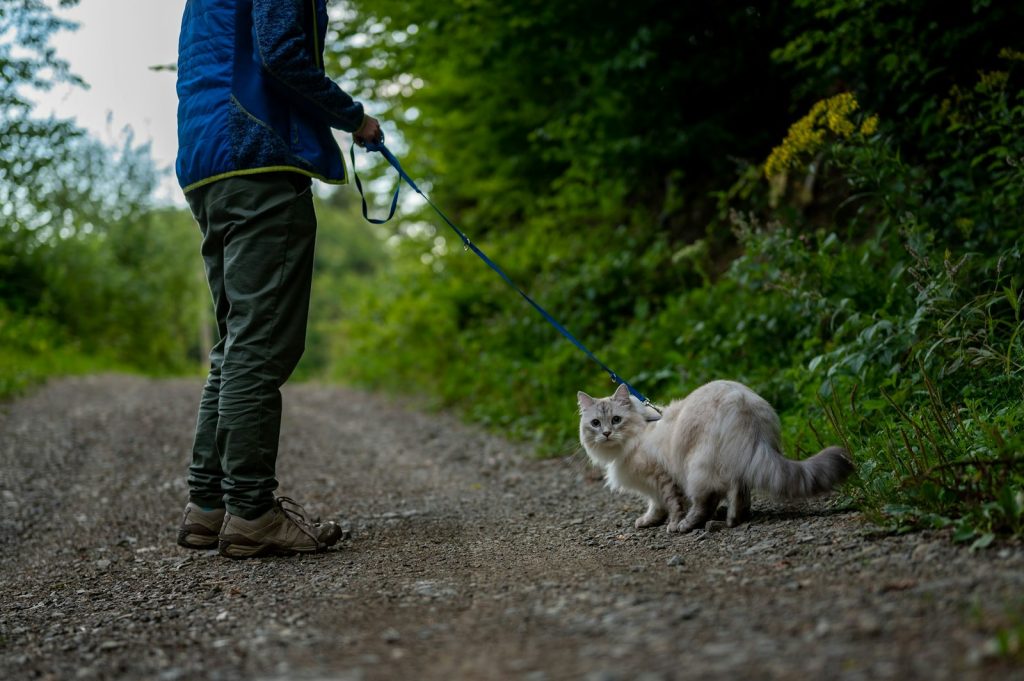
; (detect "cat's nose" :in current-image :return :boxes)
[602,430,611,438]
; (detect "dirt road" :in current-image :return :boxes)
[1,375,1021,680]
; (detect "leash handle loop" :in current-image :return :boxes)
[349,141,401,224]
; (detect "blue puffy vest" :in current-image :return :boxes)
[176,0,366,193]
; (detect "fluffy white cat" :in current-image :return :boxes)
[577,381,853,532]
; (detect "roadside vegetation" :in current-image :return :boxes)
[320,0,1024,544]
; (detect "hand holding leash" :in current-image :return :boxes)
[353,115,383,147]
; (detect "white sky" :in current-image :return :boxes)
[33,1,185,204]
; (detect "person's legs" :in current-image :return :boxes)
[202,172,317,519]
[179,171,341,557]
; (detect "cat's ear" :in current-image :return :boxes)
[612,383,631,405]
[577,391,596,410]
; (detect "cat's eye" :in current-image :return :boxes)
[611,415,622,424]
[590,419,601,428]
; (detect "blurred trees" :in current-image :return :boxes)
[1,0,204,390]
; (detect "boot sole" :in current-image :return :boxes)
[218,538,315,560]
[176,529,219,550]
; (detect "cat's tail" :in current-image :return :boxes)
[746,444,854,498]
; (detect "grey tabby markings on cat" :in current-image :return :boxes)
[577,380,854,532]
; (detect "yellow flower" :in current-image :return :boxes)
[764,92,879,178]
[823,92,858,136]
[977,70,1008,93]
[860,115,879,136]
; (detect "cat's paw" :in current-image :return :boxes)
[667,520,696,533]
[634,515,665,529]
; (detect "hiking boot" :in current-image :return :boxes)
[177,502,226,550]
[218,496,344,559]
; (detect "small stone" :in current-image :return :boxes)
[911,543,933,561]
[855,613,882,636]
[814,619,831,637]
[216,610,229,621]
[382,628,401,643]
[95,559,111,570]
[744,540,778,555]
[666,555,684,567]
[675,605,700,621]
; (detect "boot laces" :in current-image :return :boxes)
[275,496,320,541]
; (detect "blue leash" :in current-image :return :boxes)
[350,140,655,407]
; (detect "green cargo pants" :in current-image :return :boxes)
[185,172,316,519]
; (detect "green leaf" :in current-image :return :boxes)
[970,533,996,550]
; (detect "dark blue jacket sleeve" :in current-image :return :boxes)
[251,0,365,132]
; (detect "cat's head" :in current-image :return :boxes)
[577,383,646,457]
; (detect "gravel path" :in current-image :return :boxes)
[1,375,1022,680]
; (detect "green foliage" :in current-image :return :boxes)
[0,0,207,394]
[1,166,208,395]
[0,113,206,390]
[773,1,1024,123]
[722,58,1024,541]
[328,0,796,233]
[0,304,128,397]
[297,189,391,380]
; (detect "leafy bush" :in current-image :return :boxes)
[0,304,128,397]
[738,66,1023,542]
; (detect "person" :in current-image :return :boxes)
[174,0,382,558]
